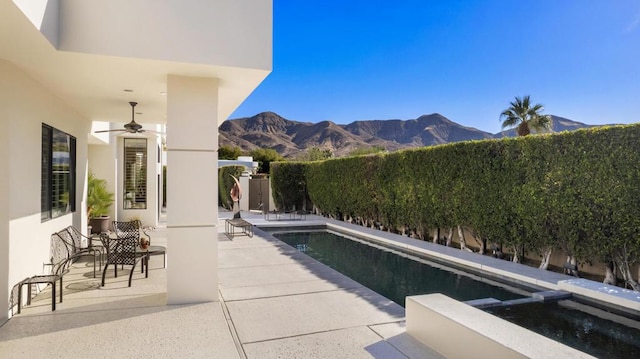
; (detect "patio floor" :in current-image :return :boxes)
[0,211,439,359]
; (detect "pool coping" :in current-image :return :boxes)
[252,214,640,315]
[406,293,598,359]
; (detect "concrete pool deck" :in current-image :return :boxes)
[1,209,637,358]
[0,211,440,359]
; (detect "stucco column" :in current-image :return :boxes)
[166,75,219,304]
[239,175,250,211]
[0,111,8,322]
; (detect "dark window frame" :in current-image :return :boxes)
[41,123,76,221]
[123,138,147,210]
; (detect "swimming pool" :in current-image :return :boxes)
[273,230,527,305]
[271,228,640,358]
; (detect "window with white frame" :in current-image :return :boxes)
[123,138,147,209]
[41,124,76,221]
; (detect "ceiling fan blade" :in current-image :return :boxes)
[143,129,165,135]
[94,129,128,133]
[94,102,158,135]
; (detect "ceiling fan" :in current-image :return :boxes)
[95,101,146,134]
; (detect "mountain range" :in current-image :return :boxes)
[219,112,602,158]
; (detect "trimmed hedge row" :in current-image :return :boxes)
[270,124,640,285]
[270,162,308,211]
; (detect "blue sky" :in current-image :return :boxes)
[230,0,640,134]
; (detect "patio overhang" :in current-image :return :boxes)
[0,0,272,129]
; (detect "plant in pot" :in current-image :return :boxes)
[87,172,114,234]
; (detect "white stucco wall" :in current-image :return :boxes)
[0,63,9,322]
[88,143,117,221]
[0,60,89,317]
[57,0,271,70]
[11,0,272,71]
[11,0,60,47]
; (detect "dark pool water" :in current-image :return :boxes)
[487,302,640,358]
[273,230,640,358]
[274,230,524,305]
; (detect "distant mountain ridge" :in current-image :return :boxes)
[219,112,603,157]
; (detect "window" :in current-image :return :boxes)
[41,124,76,221]
[124,138,147,209]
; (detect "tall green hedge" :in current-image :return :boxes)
[270,162,308,210]
[271,124,640,282]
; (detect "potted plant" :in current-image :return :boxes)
[87,172,114,234]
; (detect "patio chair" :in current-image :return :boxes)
[9,277,29,315]
[113,220,166,270]
[20,234,81,311]
[55,226,104,278]
[100,222,148,287]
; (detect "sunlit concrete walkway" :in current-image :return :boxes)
[0,211,439,359]
[4,208,633,358]
[218,210,437,359]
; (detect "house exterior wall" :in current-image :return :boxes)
[88,143,117,221]
[56,0,272,70]
[11,0,60,47]
[1,60,89,319]
[12,0,272,70]
[0,64,8,323]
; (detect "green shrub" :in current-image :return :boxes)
[271,124,640,277]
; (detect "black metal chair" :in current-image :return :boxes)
[20,234,80,311]
[115,220,166,270]
[100,221,148,287]
[9,277,29,315]
[55,226,104,278]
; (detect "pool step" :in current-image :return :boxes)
[464,297,503,309]
[465,290,572,309]
[531,290,572,302]
[502,297,540,306]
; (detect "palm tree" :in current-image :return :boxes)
[500,95,552,136]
